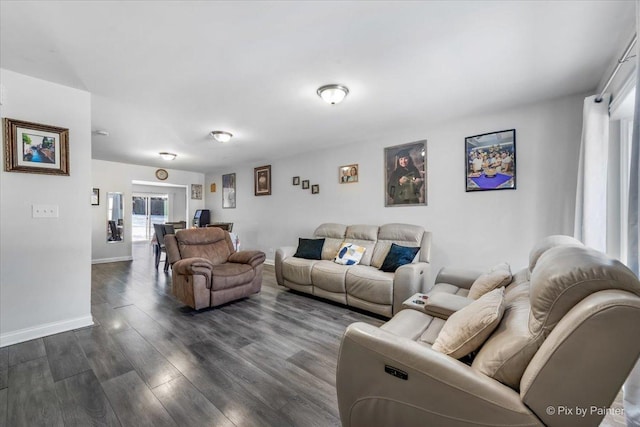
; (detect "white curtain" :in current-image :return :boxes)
[624,5,640,426]
[574,94,610,252]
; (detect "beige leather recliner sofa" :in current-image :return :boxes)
[275,223,432,317]
[337,235,640,426]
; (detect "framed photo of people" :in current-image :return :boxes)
[465,129,516,192]
[384,140,427,207]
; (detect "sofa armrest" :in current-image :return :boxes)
[228,250,266,268]
[337,323,540,427]
[172,257,213,288]
[434,267,484,290]
[392,262,429,315]
[424,293,474,319]
[275,246,297,286]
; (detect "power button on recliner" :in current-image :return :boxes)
[384,365,408,380]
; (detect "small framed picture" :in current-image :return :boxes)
[311,184,319,194]
[465,129,516,192]
[339,164,358,184]
[3,118,69,175]
[302,180,309,189]
[91,188,100,206]
[254,165,271,196]
[292,176,300,185]
[191,184,203,200]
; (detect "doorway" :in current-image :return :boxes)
[132,193,169,242]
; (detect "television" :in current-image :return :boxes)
[193,209,210,227]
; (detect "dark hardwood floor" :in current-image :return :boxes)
[0,243,626,426]
[0,243,384,427]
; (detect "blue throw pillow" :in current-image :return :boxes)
[380,243,420,272]
[294,238,325,260]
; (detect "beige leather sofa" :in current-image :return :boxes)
[337,235,640,426]
[275,223,432,317]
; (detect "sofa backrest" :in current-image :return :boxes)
[343,225,379,266]
[314,223,347,260]
[313,223,430,268]
[172,227,235,265]
[370,223,429,268]
[472,244,640,397]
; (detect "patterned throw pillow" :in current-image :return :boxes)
[334,243,366,265]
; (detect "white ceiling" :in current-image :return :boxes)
[0,1,634,173]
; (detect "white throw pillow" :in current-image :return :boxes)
[432,287,506,359]
[468,262,512,299]
[333,243,366,265]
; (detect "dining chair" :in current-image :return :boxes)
[153,223,172,272]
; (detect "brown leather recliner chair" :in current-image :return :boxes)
[164,227,265,309]
[337,236,640,427]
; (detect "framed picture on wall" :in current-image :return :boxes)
[384,140,427,207]
[222,173,236,208]
[254,165,271,196]
[191,184,203,200]
[339,164,358,183]
[465,129,516,192]
[302,179,309,190]
[3,118,70,175]
[91,188,100,206]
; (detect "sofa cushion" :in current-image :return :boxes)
[210,263,255,291]
[468,263,512,299]
[371,223,425,268]
[432,287,506,359]
[471,281,537,390]
[527,235,583,272]
[344,225,378,266]
[293,238,325,260]
[311,260,349,293]
[334,243,366,266]
[282,257,318,285]
[314,223,347,261]
[346,265,394,305]
[176,227,233,264]
[428,283,470,297]
[379,243,420,272]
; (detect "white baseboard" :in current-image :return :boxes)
[92,256,134,264]
[0,315,94,347]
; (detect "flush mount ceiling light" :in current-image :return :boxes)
[93,129,110,136]
[159,152,177,161]
[210,131,233,143]
[317,84,349,105]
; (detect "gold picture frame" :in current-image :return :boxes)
[3,118,69,175]
[339,164,359,183]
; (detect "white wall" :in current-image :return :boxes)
[0,69,93,346]
[205,93,584,281]
[92,159,204,263]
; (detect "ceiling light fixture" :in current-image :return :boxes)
[210,131,233,143]
[317,84,349,105]
[159,152,177,161]
[94,129,110,136]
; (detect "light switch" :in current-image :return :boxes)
[32,204,59,218]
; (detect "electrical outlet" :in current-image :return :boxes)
[32,204,59,218]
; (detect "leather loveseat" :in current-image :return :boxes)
[275,223,432,317]
[165,227,266,310]
[337,235,640,426]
